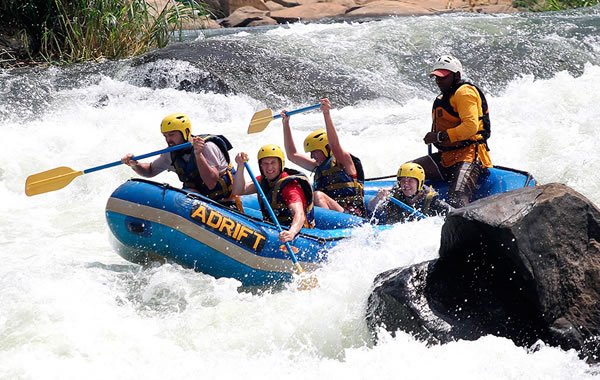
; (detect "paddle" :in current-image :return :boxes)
[25,142,192,197]
[247,103,321,134]
[365,174,396,181]
[243,161,318,290]
[389,197,426,220]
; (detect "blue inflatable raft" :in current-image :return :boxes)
[105,166,536,286]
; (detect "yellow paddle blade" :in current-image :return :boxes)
[247,108,274,134]
[294,263,319,290]
[25,166,84,196]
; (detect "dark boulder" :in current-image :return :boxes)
[132,39,379,107]
[366,183,600,360]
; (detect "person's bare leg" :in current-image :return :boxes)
[446,160,482,208]
[314,191,344,212]
[411,154,444,181]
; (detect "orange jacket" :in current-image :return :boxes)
[431,84,492,168]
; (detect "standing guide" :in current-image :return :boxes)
[411,55,493,208]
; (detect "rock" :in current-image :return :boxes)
[134,39,380,106]
[270,3,349,22]
[367,183,600,360]
[326,0,359,8]
[182,16,223,29]
[448,0,518,11]
[366,261,456,344]
[354,0,382,4]
[220,6,275,28]
[265,1,286,10]
[271,0,319,7]
[196,0,268,17]
[346,0,434,17]
[247,17,280,27]
[225,0,269,14]
[472,4,518,13]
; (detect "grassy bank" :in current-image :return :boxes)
[0,0,209,67]
[515,0,599,10]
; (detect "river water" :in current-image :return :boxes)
[2,7,600,379]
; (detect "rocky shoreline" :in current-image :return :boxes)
[186,0,520,29]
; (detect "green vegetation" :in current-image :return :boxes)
[545,0,599,10]
[513,0,600,10]
[0,0,209,66]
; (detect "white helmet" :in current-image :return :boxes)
[430,55,463,78]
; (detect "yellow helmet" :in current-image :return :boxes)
[303,129,329,157]
[160,113,191,141]
[397,162,425,190]
[257,144,285,168]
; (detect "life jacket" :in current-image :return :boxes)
[385,185,437,224]
[313,154,366,217]
[258,169,315,229]
[170,134,235,202]
[432,80,491,152]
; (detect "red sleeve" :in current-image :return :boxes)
[256,175,261,182]
[281,180,307,209]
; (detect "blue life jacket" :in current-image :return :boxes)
[171,134,235,202]
[313,155,366,217]
[258,169,315,229]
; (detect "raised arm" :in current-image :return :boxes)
[321,98,356,176]
[232,152,256,196]
[281,110,318,171]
